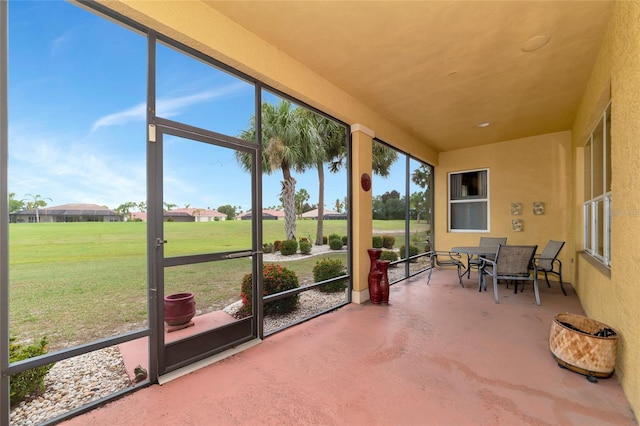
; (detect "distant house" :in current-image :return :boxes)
[129,209,228,222]
[10,203,122,223]
[238,209,285,220]
[130,211,147,222]
[165,208,227,222]
[301,208,347,220]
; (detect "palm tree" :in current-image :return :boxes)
[163,202,177,212]
[294,188,310,218]
[24,193,52,223]
[295,109,347,245]
[237,100,308,240]
[116,201,138,221]
[371,141,399,178]
[9,193,25,214]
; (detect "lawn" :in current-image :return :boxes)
[8,219,423,350]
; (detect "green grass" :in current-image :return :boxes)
[8,220,350,350]
[7,219,415,350]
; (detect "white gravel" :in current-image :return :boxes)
[9,346,132,426]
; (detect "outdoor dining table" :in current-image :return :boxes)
[451,246,501,279]
[451,246,500,257]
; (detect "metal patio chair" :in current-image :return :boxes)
[428,251,466,286]
[478,244,540,305]
[532,240,566,296]
[465,237,507,278]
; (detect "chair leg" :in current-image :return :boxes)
[427,266,433,285]
[492,275,500,304]
[457,264,464,288]
[558,265,567,296]
[544,272,551,288]
[533,276,541,305]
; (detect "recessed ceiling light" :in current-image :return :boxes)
[521,35,551,52]
[477,122,491,128]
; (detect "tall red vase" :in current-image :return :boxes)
[369,271,383,304]
[367,249,383,304]
[376,260,390,304]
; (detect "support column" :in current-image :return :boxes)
[350,124,374,303]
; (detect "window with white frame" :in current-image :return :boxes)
[449,168,489,231]
[583,103,611,267]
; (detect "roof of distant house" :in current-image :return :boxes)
[301,208,342,218]
[238,209,285,218]
[14,203,119,216]
[167,208,227,217]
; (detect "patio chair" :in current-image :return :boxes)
[532,240,566,296]
[478,245,540,305]
[428,251,466,287]
[465,237,507,278]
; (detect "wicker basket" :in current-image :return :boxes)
[549,313,618,378]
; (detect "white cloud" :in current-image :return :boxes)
[90,102,146,132]
[9,127,146,209]
[50,31,73,57]
[90,82,247,131]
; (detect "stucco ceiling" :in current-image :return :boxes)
[205,1,613,152]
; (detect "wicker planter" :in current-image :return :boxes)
[549,313,618,378]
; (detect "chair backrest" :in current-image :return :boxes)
[538,240,565,270]
[479,237,507,258]
[479,237,507,246]
[495,245,537,277]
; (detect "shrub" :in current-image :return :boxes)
[322,235,328,244]
[10,336,54,406]
[372,236,383,248]
[312,259,348,293]
[299,236,312,245]
[342,235,348,246]
[299,240,312,255]
[262,242,274,254]
[273,240,283,252]
[329,237,343,250]
[400,244,420,262]
[382,235,395,249]
[379,250,398,263]
[280,239,299,256]
[328,233,340,242]
[239,264,300,317]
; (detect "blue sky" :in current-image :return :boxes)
[7,1,406,214]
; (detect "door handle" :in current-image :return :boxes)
[225,250,253,259]
[156,238,167,248]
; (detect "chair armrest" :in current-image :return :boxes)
[477,256,496,275]
[430,251,464,267]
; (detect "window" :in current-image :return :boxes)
[449,169,489,231]
[583,103,611,266]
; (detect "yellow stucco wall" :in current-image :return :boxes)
[571,0,640,415]
[350,126,375,303]
[434,131,573,279]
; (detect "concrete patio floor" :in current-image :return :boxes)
[63,269,636,425]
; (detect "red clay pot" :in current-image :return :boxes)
[164,292,196,326]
